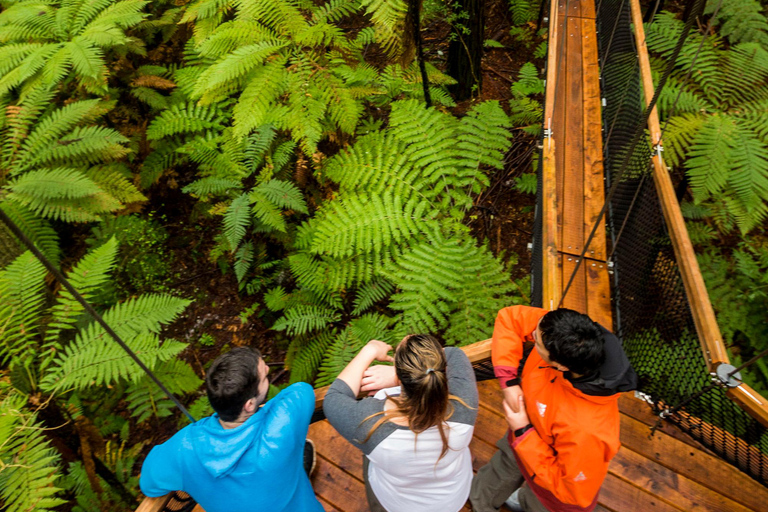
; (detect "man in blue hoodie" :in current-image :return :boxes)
[139,347,324,512]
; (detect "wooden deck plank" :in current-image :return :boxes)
[610,447,754,512]
[581,15,607,262]
[585,257,612,329]
[561,254,589,313]
[309,417,364,479]
[312,455,368,512]
[319,495,342,512]
[599,473,685,512]
[562,15,585,255]
[619,413,768,512]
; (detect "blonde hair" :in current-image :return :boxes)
[363,334,470,460]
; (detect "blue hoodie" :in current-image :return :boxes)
[140,383,323,512]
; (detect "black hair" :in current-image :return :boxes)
[539,308,605,375]
[206,347,263,422]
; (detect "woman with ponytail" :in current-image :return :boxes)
[323,335,478,512]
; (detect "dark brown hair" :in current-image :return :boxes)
[364,334,469,460]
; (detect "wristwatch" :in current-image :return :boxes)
[505,377,520,387]
[514,423,533,437]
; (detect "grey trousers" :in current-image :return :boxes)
[363,455,388,512]
[470,434,550,512]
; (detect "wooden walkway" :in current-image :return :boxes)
[547,0,611,326]
[310,380,768,512]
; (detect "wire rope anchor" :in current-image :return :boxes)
[544,128,553,139]
[653,143,664,158]
[712,363,743,388]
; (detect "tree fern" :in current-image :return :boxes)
[315,326,366,386]
[287,328,335,384]
[0,251,47,364]
[352,278,395,315]
[0,201,60,265]
[0,0,148,97]
[1,90,141,223]
[272,304,341,336]
[647,11,768,234]
[0,390,65,512]
[42,238,119,362]
[706,0,768,45]
[125,359,202,423]
[41,293,191,391]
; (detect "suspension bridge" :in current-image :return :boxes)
[3,0,765,510]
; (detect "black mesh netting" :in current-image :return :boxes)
[596,0,768,485]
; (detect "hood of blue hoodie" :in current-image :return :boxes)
[191,412,264,479]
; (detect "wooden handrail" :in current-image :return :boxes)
[629,0,768,427]
[541,0,562,310]
[314,339,492,413]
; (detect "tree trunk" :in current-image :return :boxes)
[447,0,485,101]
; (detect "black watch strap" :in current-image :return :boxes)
[505,378,520,387]
[514,424,533,438]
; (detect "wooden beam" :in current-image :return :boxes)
[629,0,768,427]
[134,495,172,512]
[542,0,562,310]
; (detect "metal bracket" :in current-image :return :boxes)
[544,128,553,138]
[654,144,664,157]
[712,364,743,388]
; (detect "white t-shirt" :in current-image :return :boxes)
[324,348,479,512]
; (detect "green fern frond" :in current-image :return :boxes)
[182,177,242,199]
[234,241,254,283]
[232,57,289,138]
[444,245,514,346]
[0,391,65,512]
[706,0,768,45]
[315,326,365,386]
[223,193,251,250]
[358,0,407,55]
[0,201,60,265]
[146,102,225,140]
[43,237,119,357]
[254,179,308,214]
[272,304,341,336]
[382,234,466,334]
[86,163,146,204]
[352,277,395,315]
[686,114,738,201]
[288,328,335,384]
[264,286,289,311]
[0,251,47,364]
[126,359,202,424]
[660,113,707,169]
[42,294,191,391]
[348,313,393,346]
[192,41,287,101]
[309,192,431,258]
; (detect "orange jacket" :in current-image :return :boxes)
[492,306,636,512]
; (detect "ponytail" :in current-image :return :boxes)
[362,334,470,460]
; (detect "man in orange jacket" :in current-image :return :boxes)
[470,306,637,512]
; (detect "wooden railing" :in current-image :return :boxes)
[629,0,768,427]
[541,0,563,310]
